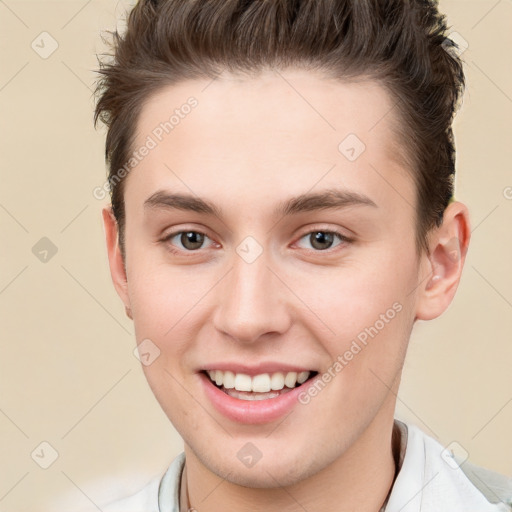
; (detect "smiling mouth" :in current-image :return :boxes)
[203,369,319,401]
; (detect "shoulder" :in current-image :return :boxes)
[101,474,161,512]
[405,421,512,511]
[458,458,512,510]
[99,452,185,512]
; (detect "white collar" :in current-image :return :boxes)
[155,421,509,512]
[385,422,509,511]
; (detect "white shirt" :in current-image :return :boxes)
[100,421,512,512]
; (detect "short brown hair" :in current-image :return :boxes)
[94,0,465,256]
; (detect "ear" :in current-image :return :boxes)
[102,206,131,315]
[415,201,471,321]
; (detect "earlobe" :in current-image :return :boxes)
[102,206,131,314]
[415,201,471,321]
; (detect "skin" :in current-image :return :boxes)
[103,69,470,511]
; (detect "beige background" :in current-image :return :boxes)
[1,0,511,510]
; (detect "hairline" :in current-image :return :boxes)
[114,70,431,261]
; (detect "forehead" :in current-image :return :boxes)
[136,69,405,157]
[128,69,413,217]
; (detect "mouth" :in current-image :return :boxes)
[202,369,319,401]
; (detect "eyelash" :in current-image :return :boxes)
[160,228,353,256]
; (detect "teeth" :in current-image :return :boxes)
[206,370,311,392]
[297,371,309,384]
[223,370,235,389]
[284,372,297,388]
[270,372,285,391]
[252,374,271,393]
[234,373,252,392]
[224,388,290,401]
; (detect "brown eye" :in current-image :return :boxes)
[309,232,336,250]
[164,230,212,252]
[180,231,205,250]
[295,230,351,252]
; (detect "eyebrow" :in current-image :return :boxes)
[143,188,378,218]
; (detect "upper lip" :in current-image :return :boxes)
[200,362,316,376]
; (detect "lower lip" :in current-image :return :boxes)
[199,372,314,424]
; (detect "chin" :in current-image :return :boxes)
[193,440,328,489]
[216,460,311,489]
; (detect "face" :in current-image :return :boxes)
[108,70,433,487]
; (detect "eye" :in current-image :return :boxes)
[163,230,216,252]
[295,230,352,251]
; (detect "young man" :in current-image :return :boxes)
[94,1,512,511]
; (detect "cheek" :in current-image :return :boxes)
[297,254,413,330]
[139,359,200,436]
[126,249,187,333]
[129,276,176,341]
[126,256,215,370]
[287,248,416,378]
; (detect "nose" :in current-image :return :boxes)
[212,248,292,344]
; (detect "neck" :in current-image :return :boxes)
[181,403,400,512]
